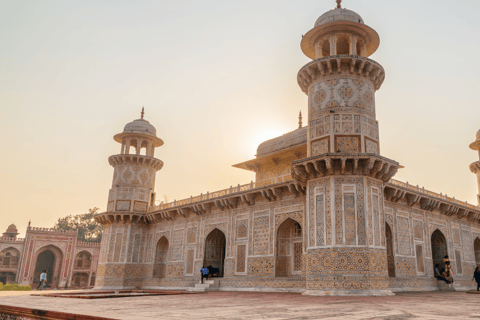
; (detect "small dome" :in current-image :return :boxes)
[123,119,157,138]
[314,7,364,27]
[257,127,307,157]
[476,129,480,140]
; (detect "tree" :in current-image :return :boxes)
[54,207,103,243]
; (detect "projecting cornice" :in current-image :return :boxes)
[108,154,164,171]
[470,161,480,174]
[385,180,480,222]
[297,55,385,94]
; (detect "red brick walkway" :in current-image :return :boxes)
[1,291,480,319]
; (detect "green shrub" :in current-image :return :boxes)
[0,282,32,291]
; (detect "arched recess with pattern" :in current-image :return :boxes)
[74,251,92,270]
[33,245,63,288]
[0,247,20,268]
[474,238,480,267]
[204,228,226,277]
[187,231,196,245]
[385,222,395,277]
[275,218,302,277]
[237,224,247,239]
[431,229,448,271]
[153,237,169,278]
[0,247,20,284]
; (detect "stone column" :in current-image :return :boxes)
[315,42,323,59]
[329,34,337,55]
[349,34,358,55]
[125,139,131,155]
[136,139,142,155]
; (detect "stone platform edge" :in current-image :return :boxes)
[0,304,114,320]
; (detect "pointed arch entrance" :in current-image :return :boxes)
[275,218,303,277]
[204,229,226,277]
[153,237,169,278]
[474,238,480,267]
[385,222,395,277]
[33,245,63,288]
[431,229,448,271]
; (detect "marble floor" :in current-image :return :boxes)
[1,290,480,319]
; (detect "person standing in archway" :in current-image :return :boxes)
[473,267,480,291]
[37,270,47,290]
[200,266,209,284]
[443,263,454,286]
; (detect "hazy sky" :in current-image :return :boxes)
[1,0,479,237]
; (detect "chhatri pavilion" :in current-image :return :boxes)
[93,1,480,295]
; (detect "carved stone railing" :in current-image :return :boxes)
[152,181,257,211]
[27,227,77,234]
[385,179,480,222]
[388,179,479,211]
[0,237,24,243]
[93,180,305,224]
[76,241,101,247]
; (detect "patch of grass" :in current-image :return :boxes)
[0,282,32,291]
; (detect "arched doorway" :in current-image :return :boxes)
[74,251,91,270]
[153,237,169,278]
[33,246,63,288]
[474,238,480,267]
[431,229,448,271]
[204,229,226,277]
[71,272,89,287]
[385,222,395,277]
[275,218,303,277]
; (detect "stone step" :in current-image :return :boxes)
[187,279,220,292]
[437,280,456,291]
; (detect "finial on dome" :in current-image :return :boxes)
[298,111,303,129]
[141,107,145,119]
[336,0,342,8]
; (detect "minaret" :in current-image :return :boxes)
[469,130,480,205]
[292,1,399,296]
[94,109,164,289]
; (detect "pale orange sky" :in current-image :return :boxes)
[1,0,479,237]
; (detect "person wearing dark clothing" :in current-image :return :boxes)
[473,267,480,291]
[200,266,209,284]
[443,263,454,285]
[434,264,445,281]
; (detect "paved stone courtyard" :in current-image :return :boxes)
[1,290,480,319]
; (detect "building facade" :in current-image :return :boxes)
[0,223,100,289]
[94,2,480,295]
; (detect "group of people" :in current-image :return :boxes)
[434,255,480,290]
[434,255,454,286]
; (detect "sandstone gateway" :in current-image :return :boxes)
[94,1,480,295]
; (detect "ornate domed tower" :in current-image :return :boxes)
[292,1,399,296]
[469,130,480,205]
[2,224,19,239]
[94,109,164,289]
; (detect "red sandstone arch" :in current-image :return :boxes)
[74,251,92,270]
[33,245,63,288]
[0,247,20,268]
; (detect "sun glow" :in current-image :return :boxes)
[245,126,288,157]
